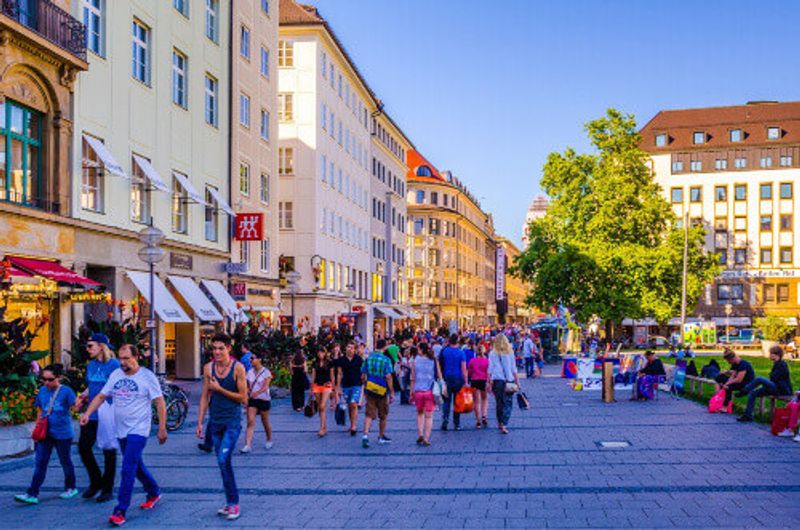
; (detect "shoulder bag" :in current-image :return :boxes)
[502,355,519,394]
[31,386,61,442]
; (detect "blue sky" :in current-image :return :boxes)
[308,0,799,246]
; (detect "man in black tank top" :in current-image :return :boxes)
[196,333,247,521]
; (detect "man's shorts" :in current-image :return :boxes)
[364,393,389,420]
[342,386,362,404]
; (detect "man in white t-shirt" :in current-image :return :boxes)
[82,344,167,527]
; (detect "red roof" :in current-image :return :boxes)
[406,150,444,182]
[7,256,102,288]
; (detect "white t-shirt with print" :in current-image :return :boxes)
[101,367,163,438]
[246,367,272,400]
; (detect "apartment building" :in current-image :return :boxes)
[496,236,531,324]
[640,101,800,329]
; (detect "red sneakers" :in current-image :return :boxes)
[139,494,162,510]
[109,511,126,526]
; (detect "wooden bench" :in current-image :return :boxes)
[683,375,793,418]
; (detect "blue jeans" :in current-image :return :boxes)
[524,357,534,377]
[116,435,160,514]
[28,437,75,497]
[492,381,514,426]
[743,377,778,418]
[209,422,241,506]
[441,376,464,427]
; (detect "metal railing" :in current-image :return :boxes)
[1,0,86,61]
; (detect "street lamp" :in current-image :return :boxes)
[725,303,733,343]
[137,222,165,373]
[285,270,301,334]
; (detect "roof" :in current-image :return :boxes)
[639,101,800,152]
[406,150,444,182]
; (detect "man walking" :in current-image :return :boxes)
[81,344,166,527]
[522,333,535,378]
[439,334,468,431]
[196,333,248,520]
[336,341,364,436]
[361,339,395,448]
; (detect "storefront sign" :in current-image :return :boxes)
[495,246,506,301]
[68,292,110,303]
[279,315,294,326]
[247,287,273,297]
[351,305,365,314]
[234,213,263,241]
[223,262,249,274]
[720,269,800,279]
[170,252,193,270]
[229,282,247,301]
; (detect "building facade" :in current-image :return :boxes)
[496,236,531,324]
[521,195,548,247]
[640,101,800,330]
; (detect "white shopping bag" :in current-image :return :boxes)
[96,402,119,450]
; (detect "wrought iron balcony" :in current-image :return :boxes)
[1,0,86,61]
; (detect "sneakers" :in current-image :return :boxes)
[139,494,161,510]
[59,488,79,499]
[777,429,794,437]
[218,505,240,520]
[454,425,462,431]
[264,442,273,450]
[361,435,370,448]
[737,416,753,423]
[794,434,800,443]
[378,435,392,444]
[109,511,126,526]
[13,493,38,505]
[240,445,252,454]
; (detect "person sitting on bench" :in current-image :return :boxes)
[635,351,666,400]
[715,349,755,409]
[737,345,793,423]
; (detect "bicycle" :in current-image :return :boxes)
[152,375,189,432]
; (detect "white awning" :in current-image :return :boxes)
[201,280,246,322]
[622,318,658,326]
[374,306,403,319]
[244,306,280,312]
[667,317,703,326]
[166,275,222,321]
[126,271,191,323]
[83,135,127,177]
[712,317,752,327]
[206,186,235,216]
[132,154,170,193]
[172,172,207,205]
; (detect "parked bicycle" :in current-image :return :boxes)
[152,375,189,431]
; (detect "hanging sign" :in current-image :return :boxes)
[234,213,263,241]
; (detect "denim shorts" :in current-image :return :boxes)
[342,386,362,404]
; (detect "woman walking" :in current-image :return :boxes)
[488,334,520,434]
[310,347,335,437]
[241,354,273,452]
[15,364,78,504]
[410,343,442,446]
[290,350,308,412]
[468,345,490,428]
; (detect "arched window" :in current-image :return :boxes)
[415,165,432,177]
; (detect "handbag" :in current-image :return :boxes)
[517,391,530,410]
[303,395,317,418]
[771,407,791,435]
[504,382,519,394]
[334,402,346,425]
[708,388,732,414]
[432,379,447,405]
[96,402,119,450]
[32,386,61,442]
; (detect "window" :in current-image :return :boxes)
[729,129,742,142]
[778,284,790,303]
[172,174,188,234]
[734,217,746,231]
[734,157,747,169]
[131,20,150,84]
[415,190,425,203]
[204,186,218,241]
[760,183,772,200]
[260,47,269,77]
[430,191,438,205]
[780,155,793,167]
[734,184,746,201]
[655,133,667,147]
[689,186,701,203]
[228,164,247,202]
[130,156,150,223]
[715,186,727,202]
[278,147,293,175]
[767,127,780,140]
[780,214,792,231]
[760,248,772,264]
[413,218,424,235]
[260,109,269,140]
[714,228,728,249]
[718,251,727,266]
[277,40,293,67]
[780,247,792,264]
[763,284,775,303]
[239,93,250,128]
[670,187,683,203]
[205,0,218,42]
[83,0,104,56]
[239,241,249,265]
[760,157,773,168]
[279,202,293,229]
[260,239,270,273]
[715,158,728,170]
[240,25,250,58]
[172,50,187,108]
[690,160,702,172]
[204,74,218,126]
[81,136,103,212]
[0,101,41,207]
[278,93,293,121]
[780,183,792,199]
[174,0,188,16]
[261,0,269,15]
[693,131,705,144]
[718,284,744,305]
[671,161,683,173]
[760,215,772,231]
[260,173,269,204]
[734,248,747,265]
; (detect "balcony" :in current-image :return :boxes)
[1,0,86,61]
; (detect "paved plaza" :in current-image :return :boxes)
[0,366,798,529]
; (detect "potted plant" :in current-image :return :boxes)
[753,314,794,356]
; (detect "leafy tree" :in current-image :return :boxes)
[513,109,719,332]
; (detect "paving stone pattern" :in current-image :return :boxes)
[0,365,798,528]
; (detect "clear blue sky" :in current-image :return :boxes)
[308,0,799,247]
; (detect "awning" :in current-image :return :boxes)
[82,134,127,177]
[242,306,280,312]
[172,172,207,205]
[201,280,246,322]
[166,275,222,321]
[206,186,235,216]
[126,271,191,323]
[667,317,702,326]
[712,316,752,327]
[374,306,403,319]
[8,256,102,288]
[622,318,658,326]
[132,154,170,193]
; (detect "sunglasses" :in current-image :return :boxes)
[41,377,56,382]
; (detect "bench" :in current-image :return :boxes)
[683,375,793,418]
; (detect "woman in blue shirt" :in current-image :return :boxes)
[15,364,78,504]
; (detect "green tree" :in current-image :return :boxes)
[513,109,719,331]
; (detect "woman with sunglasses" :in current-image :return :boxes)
[15,364,79,504]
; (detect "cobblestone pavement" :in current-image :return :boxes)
[0,365,798,529]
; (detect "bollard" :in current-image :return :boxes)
[602,360,615,403]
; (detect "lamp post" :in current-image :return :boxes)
[137,222,165,373]
[725,303,733,343]
[285,270,301,334]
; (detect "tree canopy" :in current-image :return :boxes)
[513,109,720,326]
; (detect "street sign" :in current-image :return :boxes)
[223,262,249,274]
[229,282,247,301]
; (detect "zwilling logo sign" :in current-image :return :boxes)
[234,213,263,241]
[495,246,505,301]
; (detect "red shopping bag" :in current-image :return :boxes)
[454,387,474,414]
[771,407,791,435]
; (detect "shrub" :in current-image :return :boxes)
[0,390,37,426]
[0,303,49,395]
[754,315,794,342]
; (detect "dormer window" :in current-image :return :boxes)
[767,127,780,140]
[729,129,742,142]
[693,131,706,145]
[655,133,667,147]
